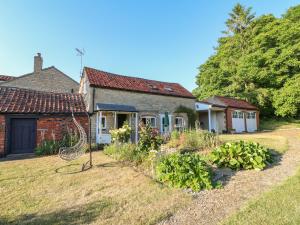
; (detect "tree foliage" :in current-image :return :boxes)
[194,4,300,118]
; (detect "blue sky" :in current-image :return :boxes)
[0,0,299,91]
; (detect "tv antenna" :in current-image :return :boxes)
[75,48,85,77]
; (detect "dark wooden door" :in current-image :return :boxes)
[10,119,36,154]
[117,114,128,128]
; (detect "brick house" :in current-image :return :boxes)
[195,96,259,133]
[0,53,79,93]
[0,86,88,157]
[79,67,196,144]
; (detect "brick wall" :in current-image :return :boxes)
[36,115,88,146]
[0,115,6,156]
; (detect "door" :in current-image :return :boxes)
[160,114,172,133]
[246,112,257,132]
[231,111,245,133]
[117,114,128,128]
[10,118,36,154]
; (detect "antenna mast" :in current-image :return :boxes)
[75,48,85,77]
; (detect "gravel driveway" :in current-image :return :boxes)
[159,129,300,225]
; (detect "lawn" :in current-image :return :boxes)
[219,132,288,153]
[0,152,190,225]
[259,118,300,130]
[222,167,300,225]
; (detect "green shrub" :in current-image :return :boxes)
[156,153,213,191]
[110,121,131,143]
[211,141,273,170]
[35,133,79,156]
[174,105,197,128]
[138,124,163,152]
[103,143,147,165]
[166,130,220,152]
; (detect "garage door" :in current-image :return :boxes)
[10,119,36,154]
[246,112,257,132]
[232,111,245,133]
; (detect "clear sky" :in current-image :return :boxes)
[0,0,299,91]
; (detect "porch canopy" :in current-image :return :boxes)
[195,101,225,132]
[96,103,138,112]
[95,103,139,143]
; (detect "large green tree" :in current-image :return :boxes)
[194,4,300,118]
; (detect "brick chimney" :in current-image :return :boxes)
[34,53,43,73]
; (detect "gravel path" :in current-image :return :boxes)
[159,129,300,225]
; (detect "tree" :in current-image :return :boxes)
[224,3,255,35]
[194,4,300,118]
[273,74,300,117]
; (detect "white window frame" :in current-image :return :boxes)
[141,116,157,128]
[98,115,106,134]
[233,111,244,119]
[247,112,256,119]
[175,117,184,128]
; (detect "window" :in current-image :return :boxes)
[164,86,173,92]
[232,111,244,119]
[232,111,238,118]
[175,117,184,128]
[247,112,256,119]
[98,116,106,134]
[141,116,156,128]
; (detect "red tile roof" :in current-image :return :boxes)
[202,96,258,110]
[84,67,195,99]
[0,87,86,114]
[0,75,15,81]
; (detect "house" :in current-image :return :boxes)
[0,75,16,83]
[0,86,88,157]
[0,53,79,93]
[79,67,196,144]
[195,96,259,133]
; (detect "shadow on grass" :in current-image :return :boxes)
[0,198,116,225]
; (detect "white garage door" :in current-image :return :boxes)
[246,112,257,132]
[232,111,245,133]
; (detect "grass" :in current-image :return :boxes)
[219,132,288,153]
[260,118,300,130]
[222,167,300,225]
[0,152,190,225]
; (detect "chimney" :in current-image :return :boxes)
[34,53,43,73]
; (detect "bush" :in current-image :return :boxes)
[211,141,272,170]
[138,124,163,152]
[166,130,220,152]
[35,133,79,156]
[156,153,213,191]
[103,143,146,165]
[110,121,131,143]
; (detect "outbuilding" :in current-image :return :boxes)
[0,86,88,157]
[195,96,259,133]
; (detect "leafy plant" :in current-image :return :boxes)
[35,133,79,156]
[211,141,272,170]
[166,130,220,152]
[156,153,213,191]
[103,143,146,165]
[138,124,163,152]
[110,121,132,143]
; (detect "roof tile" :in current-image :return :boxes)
[0,87,86,114]
[84,67,195,99]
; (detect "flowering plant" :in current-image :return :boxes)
[110,121,132,143]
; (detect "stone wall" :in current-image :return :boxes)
[88,88,195,142]
[0,67,79,93]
